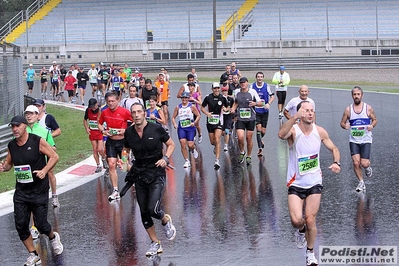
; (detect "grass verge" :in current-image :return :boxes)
[0,104,92,192]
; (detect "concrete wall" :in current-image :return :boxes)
[20,39,399,65]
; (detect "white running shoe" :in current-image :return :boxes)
[108,190,120,201]
[146,241,163,256]
[52,195,60,208]
[183,160,191,168]
[356,180,366,192]
[198,135,203,144]
[306,250,318,266]
[192,149,199,159]
[214,159,220,170]
[295,228,307,249]
[24,253,41,266]
[163,214,176,240]
[50,232,64,255]
[30,226,39,240]
[223,144,228,152]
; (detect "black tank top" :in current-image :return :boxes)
[141,87,158,103]
[41,71,47,81]
[8,133,49,201]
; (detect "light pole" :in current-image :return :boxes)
[375,0,379,55]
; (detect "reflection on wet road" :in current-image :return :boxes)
[1,84,398,265]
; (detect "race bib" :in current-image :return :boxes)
[109,128,119,135]
[114,82,120,88]
[208,114,220,125]
[145,100,150,110]
[298,154,319,175]
[239,108,251,119]
[14,164,33,183]
[103,73,109,80]
[180,119,191,128]
[351,127,365,137]
[88,120,98,130]
[42,75,47,79]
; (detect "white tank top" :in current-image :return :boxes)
[287,124,322,189]
[349,103,372,144]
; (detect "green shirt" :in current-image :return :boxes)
[123,67,132,82]
[27,122,56,147]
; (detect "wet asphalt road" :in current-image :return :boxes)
[0,82,398,265]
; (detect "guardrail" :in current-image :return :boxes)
[0,124,12,160]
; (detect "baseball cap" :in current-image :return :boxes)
[221,86,229,91]
[24,105,39,114]
[91,63,95,67]
[53,61,57,64]
[181,92,190,98]
[9,115,28,126]
[160,68,165,71]
[158,73,165,76]
[239,77,248,83]
[212,82,221,88]
[34,99,45,106]
[29,64,33,67]
[88,98,97,108]
[100,62,104,66]
[279,66,285,71]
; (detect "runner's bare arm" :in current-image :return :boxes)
[340,106,350,129]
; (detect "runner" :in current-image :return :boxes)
[340,86,377,192]
[172,92,200,168]
[187,82,203,143]
[122,63,132,91]
[50,66,62,101]
[220,64,231,84]
[221,85,234,152]
[84,98,107,173]
[88,63,99,97]
[146,95,166,126]
[63,70,77,103]
[201,82,229,169]
[139,79,160,110]
[278,101,341,266]
[155,73,170,124]
[98,91,133,201]
[120,85,144,118]
[230,62,241,78]
[77,67,89,105]
[272,66,290,119]
[177,74,202,98]
[39,66,48,99]
[252,71,275,156]
[284,85,316,121]
[98,63,110,97]
[34,99,62,207]
[24,64,36,96]
[109,69,124,101]
[231,77,262,165]
[123,102,176,257]
[0,115,63,266]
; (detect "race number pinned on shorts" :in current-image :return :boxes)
[239,108,251,119]
[208,114,220,125]
[298,154,319,175]
[14,164,33,183]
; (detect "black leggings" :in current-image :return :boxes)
[135,175,166,229]
[14,200,52,241]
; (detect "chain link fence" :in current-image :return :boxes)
[0,42,23,159]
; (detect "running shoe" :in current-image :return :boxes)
[279,111,283,119]
[192,149,199,159]
[50,232,64,255]
[365,166,372,178]
[214,159,220,170]
[258,148,263,157]
[246,156,252,165]
[95,165,102,173]
[198,135,203,144]
[306,250,318,266]
[146,241,163,256]
[261,141,265,149]
[24,253,41,266]
[30,226,39,240]
[223,144,228,152]
[52,195,60,208]
[163,214,176,240]
[102,158,109,169]
[238,152,246,164]
[295,228,307,249]
[356,180,366,192]
[108,190,120,201]
[104,169,110,178]
[183,160,191,168]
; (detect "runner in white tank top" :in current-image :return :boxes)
[279,101,341,266]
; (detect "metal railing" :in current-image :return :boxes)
[0,0,48,42]
[0,125,12,160]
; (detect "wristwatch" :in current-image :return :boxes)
[334,161,341,167]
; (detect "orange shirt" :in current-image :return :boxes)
[155,80,169,102]
[120,72,127,80]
